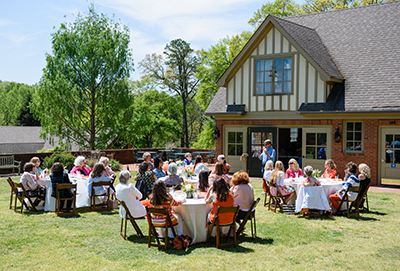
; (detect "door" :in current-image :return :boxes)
[302,127,332,173]
[380,127,400,185]
[247,127,277,177]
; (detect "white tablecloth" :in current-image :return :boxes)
[172,197,212,244]
[284,178,343,199]
[295,186,331,213]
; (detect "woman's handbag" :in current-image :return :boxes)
[110,199,118,209]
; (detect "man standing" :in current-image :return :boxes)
[257,139,276,174]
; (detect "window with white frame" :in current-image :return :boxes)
[227,132,243,156]
[255,57,292,95]
[345,121,363,153]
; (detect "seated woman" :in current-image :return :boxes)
[302,166,321,187]
[115,170,146,218]
[285,159,303,179]
[263,160,274,192]
[149,180,183,237]
[322,159,337,179]
[270,161,295,204]
[88,163,113,198]
[230,171,254,223]
[153,158,166,179]
[70,156,92,176]
[163,159,175,173]
[358,163,371,208]
[50,162,73,209]
[217,154,231,174]
[143,152,154,171]
[198,171,210,192]
[20,162,46,206]
[183,153,194,166]
[194,155,210,175]
[99,157,114,177]
[30,157,43,177]
[329,162,360,213]
[164,163,183,187]
[208,162,229,187]
[205,177,234,227]
[134,162,157,194]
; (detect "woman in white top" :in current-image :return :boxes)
[263,160,274,192]
[115,170,146,218]
[270,160,295,204]
[194,155,210,175]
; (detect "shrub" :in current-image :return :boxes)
[108,159,122,171]
[43,152,76,171]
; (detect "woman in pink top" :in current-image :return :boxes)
[208,162,229,187]
[285,158,303,179]
[70,156,92,176]
[230,171,254,222]
[302,166,321,187]
[99,156,114,177]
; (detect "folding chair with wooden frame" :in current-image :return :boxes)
[91,181,111,211]
[262,178,270,207]
[145,206,177,249]
[350,183,371,213]
[335,186,360,218]
[268,182,283,212]
[7,177,17,210]
[56,183,77,216]
[206,206,240,249]
[237,198,260,240]
[120,201,145,240]
[360,184,370,212]
[13,182,38,213]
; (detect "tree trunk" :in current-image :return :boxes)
[90,87,96,150]
[181,94,189,148]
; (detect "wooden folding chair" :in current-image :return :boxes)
[351,183,371,213]
[56,183,77,216]
[237,198,260,239]
[91,181,111,211]
[146,206,177,249]
[13,182,38,213]
[120,201,145,239]
[268,182,283,212]
[7,177,17,210]
[206,206,240,249]
[262,178,270,207]
[336,186,360,218]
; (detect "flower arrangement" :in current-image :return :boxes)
[176,160,184,166]
[181,165,196,179]
[312,169,321,178]
[181,180,196,198]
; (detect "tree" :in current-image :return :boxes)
[300,0,396,13]
[139,39,199,148]
[248,0,300,28]
[32,5,134,150]
[16,89,41,126]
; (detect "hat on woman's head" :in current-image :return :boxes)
[167,163,178,175]
[217,154,225,161]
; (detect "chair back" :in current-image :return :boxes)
[56,183,76,191]
[91,181,111,211]
[214,206,240,226]
[120,201,132,218]
[7,177,17,193]
[145,206,176,249]
[56,183,76,216]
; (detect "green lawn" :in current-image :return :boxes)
[1,175,400,270]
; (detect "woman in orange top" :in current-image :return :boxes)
[205,177,234,225]
[322,159,337,179]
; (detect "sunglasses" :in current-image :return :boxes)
[289,162,294,165]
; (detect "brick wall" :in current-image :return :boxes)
[216,118,400,186]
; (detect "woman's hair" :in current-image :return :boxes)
[358,163,371,179]
[288,158,300,171]
[74,156,85,167]
[142,152,151,159]
[168,159,175,164]
[346,161,358,174]
[154,157,162,169]
[139,162,149,174]
[30,157,40,164]
[325,159,336,169]
[304,165,313,177]
[270,161,284,186]
[23,162,35,172]
[264,160,274,170]
[212,178,230,202]
[151,180,169,206]
[214,162,224,176]
[194,155,203,168]
[198,171,209,192]
[185,152,192,158]
[119,170,131,184]
[99,156,109,166]
[231,171,250,186]
[51,162,64,174]
[91,163,105,178]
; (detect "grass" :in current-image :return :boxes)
[1,175,400,270]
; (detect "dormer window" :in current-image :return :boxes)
[255,57,292,95]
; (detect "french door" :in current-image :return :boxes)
[302,127,331,172]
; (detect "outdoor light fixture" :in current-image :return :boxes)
[334,127,341,143]
[213,127,220,140]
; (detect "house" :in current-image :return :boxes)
[205,2,400,185]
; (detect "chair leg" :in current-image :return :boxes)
[120,218,126,239]
[233,223,237,247]
[365,194,369,212]
[10,192,13,209]
[250,216,254,239]
[216,224,220,249]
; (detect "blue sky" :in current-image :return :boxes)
[1,0,304,85]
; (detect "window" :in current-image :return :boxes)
[255,57,292,95]
[305,132,327,159]
[227,132,243,156]
[345,121,363,153]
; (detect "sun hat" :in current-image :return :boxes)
[167,163,178,175]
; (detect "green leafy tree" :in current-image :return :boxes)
[16,89,41,126]
[300,0,396,13]
[249,0,301,28]
[32,5,134,150]
[139,39,199,148]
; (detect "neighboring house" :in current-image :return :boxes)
[205,2,400,185]
[0,126,79,154]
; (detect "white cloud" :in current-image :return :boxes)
[0,19,18,27]
[0,30,46,45]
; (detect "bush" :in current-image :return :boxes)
[108,159,122,171]
[43,152,76,171]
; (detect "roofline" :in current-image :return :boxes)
[204,111,247,116]
[297,110,400,114]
